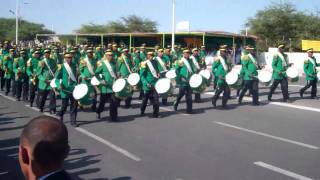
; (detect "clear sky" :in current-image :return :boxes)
[0,0,319,34]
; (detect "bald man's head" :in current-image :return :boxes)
[19,115,69,176]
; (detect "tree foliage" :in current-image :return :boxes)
[0,18,54,42]
[77,15,158,34]
[246,2,320,51]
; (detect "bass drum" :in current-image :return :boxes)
[112,78,132,99]
[155,78,173,97]
[73,84,92,106]
[226,72,243,89]
[258,70,272,86]
[189,74,207,93]
[286,67,299,82]
[199,69,212,86]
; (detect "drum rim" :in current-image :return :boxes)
[155,78,171,93]
[226,72,239,85]
[73,84,89,100]
[189,74,203,88]
[112,78,127,93]
[127,73,140,85]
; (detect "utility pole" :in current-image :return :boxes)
[171,0,175,51]
[16,0,19,45]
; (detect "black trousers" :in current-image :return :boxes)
[268,78,289,100]
[124,96,132,108]
[0,71,5,90]
[12,79,16,96]
[29,82,38,105]
[38,89,56,111]
[58,96,78,124]
[141,90,159,117]
[5,78,11,94]
[22,77,29,101]
[300,79,317,97]
[239,80,259,104]
[194,93,201,102]
[97,93,120,121]
[175,86,193,113]
[212,82,230,107]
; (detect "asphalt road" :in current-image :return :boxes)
[1,82,320,180]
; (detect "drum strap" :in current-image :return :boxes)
[102,60,116,78]
[248,54,258,68]
[182,58,193,74]
[308,57,317,72]
[156,57,168,72]
[43,58,55,77]
[84,57,95,76]
[278,53,287,67]
[122,55,132,74]
[63,62,77,82]
[146,60,158,78]
[190,55,200,70]
[218,56,228,72]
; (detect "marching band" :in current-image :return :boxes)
[0,40,319,127]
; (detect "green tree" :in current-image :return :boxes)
[76,15,158,33]
[246,2,320,51]
[0,18,54,42]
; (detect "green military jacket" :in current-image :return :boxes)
[272,53,289,80]
[200,50,206,60]
[1,55,14,79]
[51,52,64,64]
[163,54,173,68]
[95,51,103,60]
[212,56,231,86]
[95,59,117,94]
[133,56,142,73]
[117,55,133,78]
[13,56,28,82]
[304,56,320,80]
[55,63,77,99]
[140,51,146,61]
[26,56,40,84]
[79,57,97,85]
[175,57,197,87]
[241,53,258,81]
[140,59,159,91]
[38,58,57,90]
[155,56,170,75]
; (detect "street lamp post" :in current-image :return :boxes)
[15,0,19,45]
[171,0,175,51]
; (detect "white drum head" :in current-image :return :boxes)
[165,70,177,79]
[112,79,126,93]
[205,56,214,66]
[258,70,272,83]
[127,73,140,86]
[73,84,88,100]
[189,74,203,88]
[199,69,211,80]
[91,76,100,86]
[286,67,299,78]
[50,78,57,88]
[317,71,320,80]
[226,72,238,85]
[155,78,171,94]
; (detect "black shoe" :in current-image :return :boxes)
[195,99,201,103]
[267,97,272,101]
[173,102,178,111]
[71,122,78,127]
[310,96,316,99]
[222,104,228,109]
[152,114,159,118]
[186,110,194,114]
[59,115,63,121]
[40,108,44,113]
[140,111,145,116]
[300,90,303,98]
[5,92,8,96]
[96,113,101,119]
[212,99,216,107]
[17,98,21,101]
[124,105,130,109]
[252,102,260,106]
[50,110,56,114]
[91,106,96,111]
[30,103,33,107]
[238,98,242,105]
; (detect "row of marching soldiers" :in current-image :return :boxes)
[1,40,319,127]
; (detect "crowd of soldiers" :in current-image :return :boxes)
[0,40,319,127]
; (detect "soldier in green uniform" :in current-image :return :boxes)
[2,49,14,95]
[52,47,63,65]
[211,48,231,108]
[95,46,103,60]
[163,48,173,68]
[0,42,10,91]
[238,46,260,105]
[95,52,120,121]
[190,48,205,103]
[56,53,78,127]
[155,49,170,105]
[13,49,29,101]
[174,49,197,113]
[132,49,144,99]
[200,45,206,60]
[268,45,292,102]
[112,44,120,60]
[37,49,57,113]
[117,48,133,108]
[79,49,98,110]
[140,52,160,117]
[300,48,320,99]
[26,51,41,107]
[140,46,147,60]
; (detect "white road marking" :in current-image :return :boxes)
[0,94,16,101]
[270,102,320,113]
[254,161,313,180]
[214,121,319,150]
[0,146,18,151]
[289,84,320,89]
[0,172,8,175]
[133,100,188,116]
[75,127,141,162]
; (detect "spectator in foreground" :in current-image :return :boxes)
[18,115,72,180]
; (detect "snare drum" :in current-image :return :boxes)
[90,76,101,86]
[286,67,299,82]
[226,72,243,89]
[112,78,132,99]
[127,73,140,87]
[258,70,272,86]
[317,71,320,81]
[155,78,173,97]
[199,69,212,86]
[189,74,207,93]
[165,69,177,86]
[73,84,92,106]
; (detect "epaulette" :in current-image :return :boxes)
[304,59,309,64]
[214,57,220,61]
[57,64,62,70]
[178,60,184,67]
[14,58,19,63]
[241,55,249,61]
[4,55,9,61]
[140,61,146,68]
[80,59,86,65]
[97,61,102,67]
[27,59,32,67]
[273,54,278,58]
[118,57,124,62]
